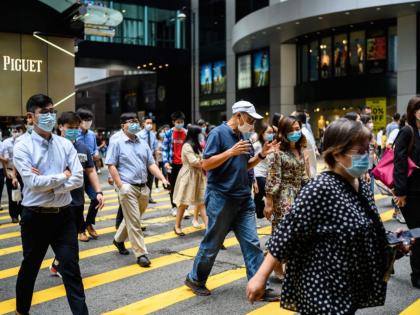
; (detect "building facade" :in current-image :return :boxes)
[195,0,419,135]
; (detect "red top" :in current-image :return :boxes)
[172,129,186,165]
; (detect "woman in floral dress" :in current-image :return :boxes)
[264,116,309,279]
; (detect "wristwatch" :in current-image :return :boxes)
[96,191,103,195]
[258,153,266,160]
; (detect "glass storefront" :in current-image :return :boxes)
[85,1,186,49]
[297,21,397,84]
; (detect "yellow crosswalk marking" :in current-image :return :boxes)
[247,303,295,314]
[103,268,247,315]
[0,223,205,280]
[400,299,420,315]
[0,215,178,258]
[0,227,271,314]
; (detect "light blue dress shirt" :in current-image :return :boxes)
[2,137,18,168]
[13,131,84,207]
[137,129,158,152]
[105,132,155,185]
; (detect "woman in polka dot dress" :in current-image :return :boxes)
[264,116,309,280]
[247,118,410,315]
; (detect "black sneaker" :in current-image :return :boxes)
[184,276,211,296]
[261,288,281,302]
[113,240,129,255]
[137,255,151,267]
[149,199,157,204]
[411,275,420,289]
[11,217,19,224]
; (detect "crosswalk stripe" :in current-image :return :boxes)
[0,223,205,280]
[0,189,169,214]
[0,196,170,221]
[247,303,295,314]
[0,226,271,314]
[400,299,420,315]
[0,215,179,257]
[103,267,247,315]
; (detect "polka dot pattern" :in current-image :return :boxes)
[267,171,388,314]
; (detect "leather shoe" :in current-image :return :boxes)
[137,255,151,267]
[11,217,19,224]
[149,198,157,204]
[113,240,129,255]
[411,275,420,289]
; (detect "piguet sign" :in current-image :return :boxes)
[2,56,43,72]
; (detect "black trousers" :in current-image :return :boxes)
[155,161,166,188]
[115,204,124,229]
[5,174,23,219]
[0,171,4,204]
[16,206,88,315]
[401,193,420,280]
[74,205,86,233]
[146,171,154,199]
[254,177,266,219]
[84,181,99,227]
[168,164,182,208]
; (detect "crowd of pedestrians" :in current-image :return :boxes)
[0,93,418,315]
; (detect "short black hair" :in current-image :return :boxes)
[171,111,185,121]
[143,117,154,123]
[120,112,138,124]
[295,111,307,124]
[393,113,401,121]
[76,108,94,120]
[196,119,206,126]
[344,112,359,121]
[26,94,53,113]
[58,111,81,126]
[360,114,372,125]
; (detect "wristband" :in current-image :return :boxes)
[96,191,103,196]
[258,153,266,160]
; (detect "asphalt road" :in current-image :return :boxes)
[0,171,418,315]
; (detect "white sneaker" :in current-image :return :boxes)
[183,209,191,219]
[192,219,201,229]
[170,207,177,217]
[97,169,102,174]
[395,212,406,224]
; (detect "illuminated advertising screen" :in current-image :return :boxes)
[253,50,269,87]
[212,61,226,93]
[237,54,251,89]
[200,63,212,95]
[367,37,386,60]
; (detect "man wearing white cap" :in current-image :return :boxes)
[185,100,279,301]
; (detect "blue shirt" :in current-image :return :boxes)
[386,122,399,138]
[105,132,155,185]
[71,141,95,206]
[77,129,98,156]
[204,123,251,198]
[137,129,158,152]
[13,130,84,207]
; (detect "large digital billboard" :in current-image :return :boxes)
[212,60,226,93]
[237,54,251,90]
[200,63,212,95]
[253,50,269,87]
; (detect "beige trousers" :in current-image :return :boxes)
[114,184,149,257]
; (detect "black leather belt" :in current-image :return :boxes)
[27,205,70,214]
[131,183,146,188]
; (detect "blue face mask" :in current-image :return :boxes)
[287,131,302,143]
[201,127,207,134]
[264,133,274,142]
[159,132,165,139]
[37,113,56,132]
[175,123,184,130]
[242,132,253,141]
[342,153,370,178]
[65,128,79,142]
[127,122,140,134]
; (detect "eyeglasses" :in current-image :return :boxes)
[125,119,139,124]
[38,108,57,114]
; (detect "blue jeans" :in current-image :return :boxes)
[189,189,264,285]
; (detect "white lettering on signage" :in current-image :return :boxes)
[2,56,43,72]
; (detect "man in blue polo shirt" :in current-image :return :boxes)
[185,101,279,301]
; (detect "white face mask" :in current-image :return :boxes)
[81,120,92,130]
[238,114,253,134]
[145,123,153,131]
[367,122,374,130]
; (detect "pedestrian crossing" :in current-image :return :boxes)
[0,187,418,315]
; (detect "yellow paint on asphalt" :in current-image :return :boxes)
[0,223,205,280]
[400,299,420,315]
[103,268,247,315]
[0,215,177,257]
[0,227,271,314]
[247,302,295,315]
